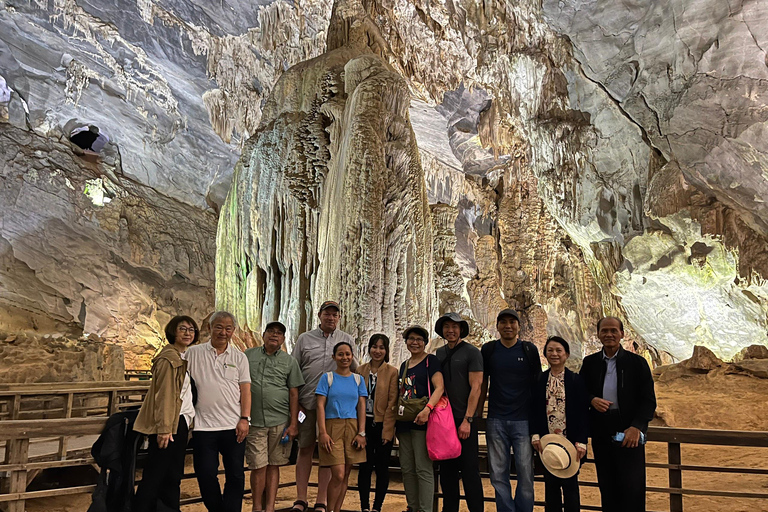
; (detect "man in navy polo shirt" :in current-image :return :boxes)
[480,309,542,512]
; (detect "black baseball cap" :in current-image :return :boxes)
[264,321,287,334]
[497,308,521,324]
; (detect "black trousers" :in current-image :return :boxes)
[133,416,189,512]
[192,429,246,512]
[592,436,646,512]
[357,418,393,510]
[543,468,580,512]
[439,420,484,512]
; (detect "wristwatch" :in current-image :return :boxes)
[465,416,474,423]
[241,416,251,422]
[358,431,366,437]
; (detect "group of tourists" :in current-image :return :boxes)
[132,300,656,512]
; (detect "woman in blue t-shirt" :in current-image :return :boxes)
[316,341,368,512]
[396,325,444,512]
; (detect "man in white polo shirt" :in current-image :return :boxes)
[186,311,251,512]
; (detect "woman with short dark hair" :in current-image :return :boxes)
[356,334,399,512]
[396,325,444,512]
[133,316,199,512]
[531,336,589,512]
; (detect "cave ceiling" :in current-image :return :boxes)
[0,0,766,364]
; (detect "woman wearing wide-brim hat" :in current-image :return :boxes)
[531,336,589,512]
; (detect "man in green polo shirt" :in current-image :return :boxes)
[244,321,305,512]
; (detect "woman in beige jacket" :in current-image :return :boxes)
[356,334,399,512]
[133,316,198,512]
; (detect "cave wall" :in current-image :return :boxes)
[0,122,217,369]
[0,332,124,383]
[1,0,766,367]
[351,0,768,360]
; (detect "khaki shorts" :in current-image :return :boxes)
[245,424,291,469]
[297,408,318,449]
[319,418,366,467]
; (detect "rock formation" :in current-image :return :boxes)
[216,8,435,360]
[0,332,124,383]
[654,344,768,430]
[1,0,767,368]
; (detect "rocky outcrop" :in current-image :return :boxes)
[0,123,217,370]
[733,344,768,362]
[0,332,124,383]
[216,9,434,362]
[654,344,768,429]
[431,203,491,346]
[683,346,723,372]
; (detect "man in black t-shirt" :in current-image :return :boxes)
[479,308,542,512]
[434,312,484,512]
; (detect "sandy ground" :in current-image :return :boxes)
[22,370,768,511]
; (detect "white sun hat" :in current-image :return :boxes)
[540,434,580,479]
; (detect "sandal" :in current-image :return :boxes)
[291,501,308,512]
[312,503,327,512]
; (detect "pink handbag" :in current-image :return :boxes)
[426,395,462,461]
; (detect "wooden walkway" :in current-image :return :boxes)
[1,382,768,511]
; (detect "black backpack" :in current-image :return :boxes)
[88,409,141,512]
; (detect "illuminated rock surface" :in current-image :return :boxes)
[0,332,124,383]
[0,123,216,369]
[215,30,435,359]
[1,0,766,369]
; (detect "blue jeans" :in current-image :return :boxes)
[487,418,534,512]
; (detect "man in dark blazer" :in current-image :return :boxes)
[580,317,657,512]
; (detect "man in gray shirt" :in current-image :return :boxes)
[434,312,484,512]
[290,301,357,512]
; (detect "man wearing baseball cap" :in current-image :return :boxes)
[434,312,485,512]
[244,321,304,512]
[479,308,542,512]
[290,301,357,512]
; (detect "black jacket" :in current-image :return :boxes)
[580,347,656,436]
[88,410,141,512]
[531,368,589,445]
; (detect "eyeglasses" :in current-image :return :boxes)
[406,336,425,343]
[264,328,285,335]
[178,327,197,334]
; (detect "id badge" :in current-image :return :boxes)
[366,397,374,414]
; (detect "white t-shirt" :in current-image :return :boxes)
[180,372,195,428]
[186,341,250,431]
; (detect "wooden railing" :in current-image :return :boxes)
[1,387,767,512]
[644,427,768,511]
[124,370,152,381]
[0,381,150,421]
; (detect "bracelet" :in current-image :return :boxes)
[426,403,434,411]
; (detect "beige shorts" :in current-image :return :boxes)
[245,424,291,469]
[318,418,366,467]
[297,408,318,449]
